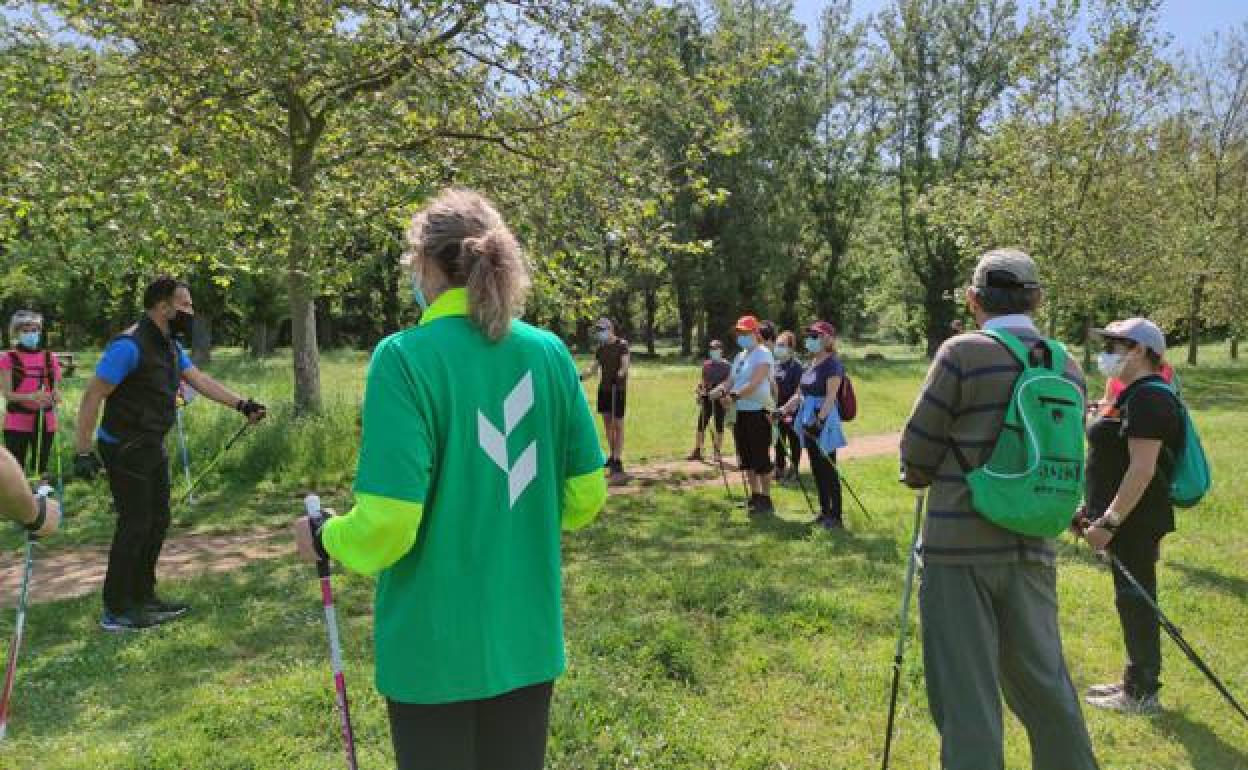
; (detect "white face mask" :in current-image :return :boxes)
[1097,352,1126,379]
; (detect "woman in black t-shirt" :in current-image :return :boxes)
[1081,318,1184,715]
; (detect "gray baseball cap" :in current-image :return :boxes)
[971,249,1041,289]
[1093,318,1167,356]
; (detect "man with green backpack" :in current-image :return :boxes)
[901,249,1099,770]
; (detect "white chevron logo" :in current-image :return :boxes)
[477,371,538,506]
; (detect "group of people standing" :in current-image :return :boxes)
[0,199,1207,770]
[689,315,850,528]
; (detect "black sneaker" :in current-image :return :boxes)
[745,494,760,513]
[144,598,191,622]
[820,516,845,531]
[754,495,775,516]
[612,459,625,475]
[100,608,158,632]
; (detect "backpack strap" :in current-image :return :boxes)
[7,351,20,391]
[980,329,1066,373]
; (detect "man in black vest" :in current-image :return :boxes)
[74,277,267,632]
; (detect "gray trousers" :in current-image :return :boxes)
[919,562,1099,770]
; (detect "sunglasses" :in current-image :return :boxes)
[1101,339,1136,353]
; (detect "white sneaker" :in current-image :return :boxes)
[1086,690,1161,715]
[1085,682,1124,698]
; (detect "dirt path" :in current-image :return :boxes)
[0,431,902,606]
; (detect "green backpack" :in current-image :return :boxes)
[955,330,1086,538]
[1130,382,1211,508]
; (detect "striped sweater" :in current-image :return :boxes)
[900,323,1086,566]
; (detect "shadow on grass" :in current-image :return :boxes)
[5,557,361,744]
[1167,561,1248,599]
[1159,709,1248,769]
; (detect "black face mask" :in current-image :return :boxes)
[170,310,194,344]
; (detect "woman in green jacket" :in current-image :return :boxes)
[293,189,608,770]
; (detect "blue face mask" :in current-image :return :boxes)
[804,336,822,354]
[18,331,40,350]
[775,345,791,360]
[411,274,428,312]
[595,330,610,344]
[709,349,723,361]
[736,334,755,350]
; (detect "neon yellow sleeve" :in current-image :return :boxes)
[562,469,607,531]
[320,493,424,577]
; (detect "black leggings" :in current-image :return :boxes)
[1108,535,1163,697]
[807,445,842,519]
[4,429,55,476]
[388,681,554,770]
[697,395,725,434]
[774,420,800,473]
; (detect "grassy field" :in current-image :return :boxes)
[0,342,1245,768]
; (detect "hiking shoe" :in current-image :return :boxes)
[753,496,775,516]
[611,459,625,474]
[1086,690,1161,715]
[100,609,157,632]
[745,494,760,513]
[820,515,845,531]
[144,598,191,622]
[604,456,615,472]
[686,449,704,462]
[1085,682,1124,698]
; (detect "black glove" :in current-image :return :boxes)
[803,419,825,443]
[74,452,103,480]
[237,398,267,420]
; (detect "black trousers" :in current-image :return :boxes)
[697,395,725,435]
[99,440,172,615]
[807,446,842,520]
[4,428,55,476]
[1108,534,1164,697]
[388,681,554,770]
[774,420,800,473]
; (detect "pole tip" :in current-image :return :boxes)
[304,494,321,516]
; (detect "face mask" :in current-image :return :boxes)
[804,337,822,354]
[775,345,791,360]
[709,350,723,361]
[170,310,194,343]
[736,334,754,350]
[1097,352,1126,379]
[18,331,40,350]
[595,330,610,344]
[411,274,429,312]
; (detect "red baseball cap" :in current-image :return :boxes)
[734,315,760,333]
[805,320,836,337]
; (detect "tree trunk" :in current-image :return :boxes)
[380,247,401,337]
[1232,336,1239,360]
[1188,274,1205,367]
[288,141,322,415]
[1083,312,1093,374]
[643,284,657,356]
[250,320,274,358]
[673,264,695,357]
[190,312,212,367]
[923,276,955,358]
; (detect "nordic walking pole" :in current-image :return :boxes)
[305,494,360,770]
[839,470,872,521]
[1108,553,1248,724]
[178,422,250,507]
[882,480,926,770]
[175,404,195,504]
[0,484,50,741]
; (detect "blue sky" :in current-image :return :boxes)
[792,0,1248,54]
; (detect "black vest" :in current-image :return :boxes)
[100,317,180,444]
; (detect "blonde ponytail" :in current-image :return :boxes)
[404,189,531,341]
[462,228,530,341]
